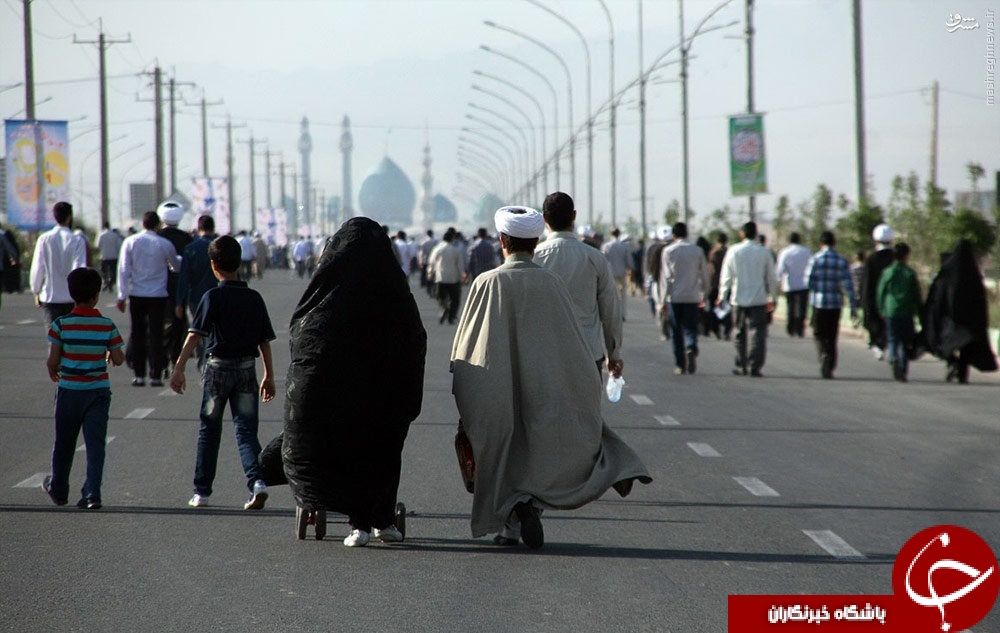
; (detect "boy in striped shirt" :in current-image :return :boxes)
[43,267,125,509]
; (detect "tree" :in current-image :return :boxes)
[967,162,986,194]
[835,199,884,260]
[663,199,681,227]
[701,204,738,242]
[772,195,792,244]
[948,209,996,257]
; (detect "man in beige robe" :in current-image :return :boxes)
[451,206,651,550]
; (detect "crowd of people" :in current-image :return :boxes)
[21,191,998,551]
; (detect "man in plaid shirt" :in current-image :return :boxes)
[806,231,857,379]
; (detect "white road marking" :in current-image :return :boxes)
[14,473,48,488]
[123,408,154,419]
[803,530,866,559]
[687,442,721,457]
[654,415,680,426]
[158,389,179,397]
[629,394,654,405]
[17,319,34,325]
[733,476,780,497]
[76,436,116,452]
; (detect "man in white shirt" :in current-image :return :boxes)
[236,231,256,283]
[660,222,711,375]
[418,230,438,296]
[718,221,778,377]
[534,191,623,377]
[775,232,812,338]
[117,210,181,387]
[394,230,417,277]
[602,227,633,321]
[30,202,88,325]
[95,223,124,292]
[291,237,312,278]
[427,227,465,324]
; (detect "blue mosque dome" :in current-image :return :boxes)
[433,194,457,223]
[358,156,415,226]
[475,193,505,223]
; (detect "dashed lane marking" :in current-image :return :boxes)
[733,476,780,497]
[629,394,654,405]
[803,530,866,559]
[158,389,179,397]
[687,442,721,457]
[17,319,34,325]
[14,473,47,488]
[123,408,154,419]
[654,415,680,426]
[76,436,116,452]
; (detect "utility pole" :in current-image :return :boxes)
[74,20,131,229]
[23,0,35,120]
[745,0,756,222]
[138,66,165,202]
[212,116,246,232]
[279,160,293,238]
[184,92,223,177]
[852,0,867,207]
[168,76,195,197]
[264,146,273,209]
[237,135,266,233]
[638,0,648,239]
[679,0,691,224]
[287,166,298,236]
[929,80,939,190]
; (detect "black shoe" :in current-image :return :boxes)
[685,349,697,375]
[149,379,163,387]
[76,497,102,510]
[42,476,67,506]
[131,377,145,387]
[732,367,747,376]
[492,535,519,546]
[514,502,544,549]
[750,370,763,377]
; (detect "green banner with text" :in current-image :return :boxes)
[729,113,767,197]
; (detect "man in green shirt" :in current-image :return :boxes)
[876,242,921,382]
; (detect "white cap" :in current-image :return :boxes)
[494,206,545,239]
[158,201,184,225]
[872,223,894,243]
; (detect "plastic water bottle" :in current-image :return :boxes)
[606,374,625,403]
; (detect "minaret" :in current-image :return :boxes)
[418,137,434,231]
[297,116,313,232]
[340,115,354,225]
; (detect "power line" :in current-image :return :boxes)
[45,0,95,29]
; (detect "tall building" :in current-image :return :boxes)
[340,115,354,225]
[298,116,312,231]
[418,141,434,231]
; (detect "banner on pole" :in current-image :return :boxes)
[729,113,768,197]
[4,120,70,231]
[256,207,288,248]
[190,177,230,236]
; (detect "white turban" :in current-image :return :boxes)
[494,206,544,239]
[158,200,184,225]
[872,223,894,243]
[657,226,673,241]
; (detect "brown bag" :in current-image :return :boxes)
[454,420,475,493]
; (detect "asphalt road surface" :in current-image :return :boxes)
[2,267,997,632]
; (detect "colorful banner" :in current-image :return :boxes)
[729,113,768,197]
[190,177,230,236]
[4,120,70,231]
[256,207,288,248]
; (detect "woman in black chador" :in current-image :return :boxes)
[282,217,426,546]
[923,239,997,383]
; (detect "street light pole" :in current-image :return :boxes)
[469,101,534,202]
[465,113,525,200]
[484,22,574,198]
[679,0,691,224]
[525,1,594,222]
[638,0,648,239]
[459,136,512,196]
[597,0,618,226]
[473,69,548,199]
[478,46,560,190]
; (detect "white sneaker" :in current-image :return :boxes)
[188,493,209,507]
[343,529,370,547]
[373,526,403,543]
[872,347,885,361]
[244,480,268,510]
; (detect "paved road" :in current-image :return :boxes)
[1,269,997,632]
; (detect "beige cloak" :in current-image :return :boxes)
[451,254,652,538]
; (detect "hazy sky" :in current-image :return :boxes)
[1,0,997,233]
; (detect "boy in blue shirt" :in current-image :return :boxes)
[170,235,276,510]
[43,267,125,509]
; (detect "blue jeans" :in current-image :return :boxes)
[51,387,111,503]
[885,316,915,375]
[668,302,701,367]
[193,358,264,496]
